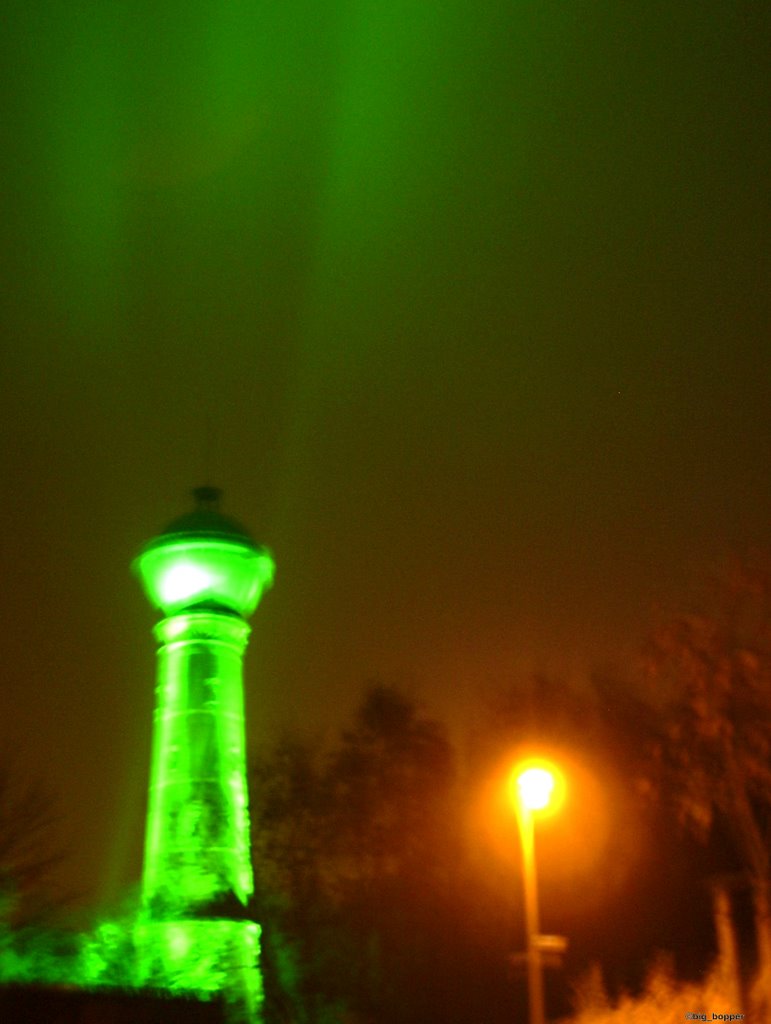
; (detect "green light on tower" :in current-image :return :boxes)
[133,487,274,1019]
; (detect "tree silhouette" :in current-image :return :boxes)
[644,556,771,1006]
[251,684,466,1024]
[0,762,64,926]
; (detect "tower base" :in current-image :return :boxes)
[134,917,263,1022]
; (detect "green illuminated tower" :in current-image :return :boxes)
[133,487,274,1019]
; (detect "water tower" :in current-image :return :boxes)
[133,487,274,1019]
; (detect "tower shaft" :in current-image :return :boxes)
[143,611,253,913]
[137,610,263,1019]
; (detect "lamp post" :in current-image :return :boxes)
[511,763,560,1024]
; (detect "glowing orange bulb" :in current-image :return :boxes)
[508,759,565,816]
[517,767,556,811]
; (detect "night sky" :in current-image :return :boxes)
[0,0,769,932]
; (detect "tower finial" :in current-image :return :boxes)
[192,485,222,511]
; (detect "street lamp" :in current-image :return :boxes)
[510,760,563,1024]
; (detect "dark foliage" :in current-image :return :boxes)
[0,763,66,925]
[251,684,478,1024]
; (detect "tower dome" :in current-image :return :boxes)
[134,487,275,618]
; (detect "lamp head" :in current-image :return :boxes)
[510,758,565,816]
[517,767,555,811]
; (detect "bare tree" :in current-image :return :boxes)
[0,761,65,925]
[644,556,771,1006]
